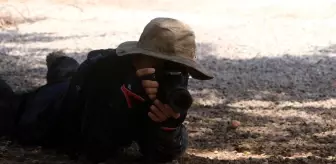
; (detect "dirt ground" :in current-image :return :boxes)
[1,0,336,163]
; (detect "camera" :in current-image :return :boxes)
[142,63,193,114]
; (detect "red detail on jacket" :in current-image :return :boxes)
[121,84,145,108]
[161,127,177,131]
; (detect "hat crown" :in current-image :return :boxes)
[137,17,196,60]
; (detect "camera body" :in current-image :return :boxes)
[142,64,193,114]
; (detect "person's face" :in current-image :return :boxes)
[132,55,188,73]
[132,55,164,70]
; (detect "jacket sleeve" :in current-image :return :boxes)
[134,75,190,163]
[135,112,189,163]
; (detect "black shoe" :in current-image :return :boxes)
[46,51,79,84]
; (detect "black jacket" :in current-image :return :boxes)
[46,49,187,162]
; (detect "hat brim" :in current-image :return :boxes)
[116,41,214,80]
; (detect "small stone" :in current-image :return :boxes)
[231,120,241,129]
[16,156,25,162]
[0,146,7,152]
[32,160,39,164]
[236,143,252,152]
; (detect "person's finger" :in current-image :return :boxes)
[157,103,172,118]
[154,100,172,118]
[148,94,156,100]
[173,113,180,119]
[164,104,180,119]
[136,68,155,77]
[145,88,157,95]
[154,100,165,110]
[150,105,167,121]
[142,80,159,88]
[148,112,160,122]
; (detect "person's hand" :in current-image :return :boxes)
[136,68,158,100]
[148,100,180,122]
[136,68,180,122]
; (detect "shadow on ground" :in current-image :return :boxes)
[180,43,336,163]
[0,36,336,163]
[0,31,89,91]
[179,154,335,164]
[190,43,336,104]
[0,50,87,92]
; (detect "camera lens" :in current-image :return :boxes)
[168,88,193,113]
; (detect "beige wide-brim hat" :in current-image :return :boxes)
[116,17,214,80]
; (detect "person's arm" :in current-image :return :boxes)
[136,113,189,163]
[132,68,190,163]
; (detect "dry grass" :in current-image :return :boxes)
[0,3,46,29]
[0,5,24,29]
